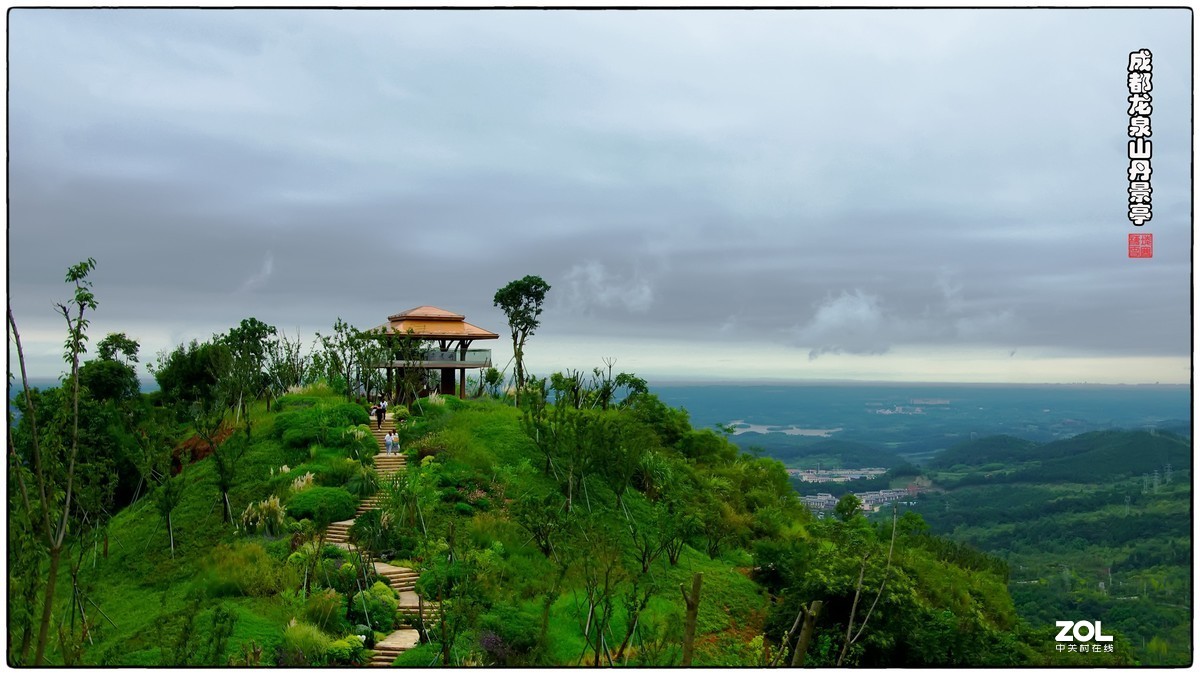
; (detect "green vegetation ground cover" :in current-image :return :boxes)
[12,376,1085,666]
[912,432,1192,666]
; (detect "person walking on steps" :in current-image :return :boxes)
[384,430,395,456]
[375,404,385,430]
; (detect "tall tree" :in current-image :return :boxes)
[6,258,98,665]
[353,327,390,404]
[315,318,361,401]
[216,318,277,437]
[493,275,550,407]
[393,328,431,407]
[149,339,226,414]
[264,328,314,400]
[96,332,140,365]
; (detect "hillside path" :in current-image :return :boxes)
[322,410,432,667]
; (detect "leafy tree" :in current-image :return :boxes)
[96,332,140,365]
[835,493,863,522]
[150,339,228,413]
[190,400,243,523]
[81,332,142,402]
[264,329,314,401]
[353,327,389,403]
[315,318,361,401]
[483,367,504,398]
[493,275,550,406]
[79,358,140,403]
[217,317,277,431]
[135,424,186,556]
[6,258,98,665]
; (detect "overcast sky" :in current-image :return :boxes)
[7,7,1193,385]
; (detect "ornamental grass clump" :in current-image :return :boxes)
[241,495,286,536]
[291,471,316,493]
[277,619,332,667]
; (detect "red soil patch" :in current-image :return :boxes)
[172,423,235,474]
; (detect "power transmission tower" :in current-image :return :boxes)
[1164,463,1172,484]
[1152,470,1160,493]
[1124,495,1131,516]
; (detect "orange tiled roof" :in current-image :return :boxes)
[374,306,499,340]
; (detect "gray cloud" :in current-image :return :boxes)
[7,8,1192,383]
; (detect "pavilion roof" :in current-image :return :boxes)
[372,305,499,340]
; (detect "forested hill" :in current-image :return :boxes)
[926,430,1191,482]
[9,369,1137,666]
[914,429,1191,666]
[926,435,1040,469]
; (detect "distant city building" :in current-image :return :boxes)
[787,467,888,483]
[801,484,922,513]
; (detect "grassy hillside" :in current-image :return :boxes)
[9,380,1083,667]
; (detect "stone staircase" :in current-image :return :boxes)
[369,629,419,667]
[318,410,436,666]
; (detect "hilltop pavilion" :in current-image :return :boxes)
[371,306,499,401]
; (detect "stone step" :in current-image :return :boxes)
[384,573,416,581]
[397,606,440,617]
[380,571,419,580]
[368,627,419,666]
[372,646,409,656]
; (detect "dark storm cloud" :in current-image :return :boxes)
[6,8,1191,381]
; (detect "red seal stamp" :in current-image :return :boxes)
[1128,233,1153,258]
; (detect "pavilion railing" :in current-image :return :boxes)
[417,349,492,366]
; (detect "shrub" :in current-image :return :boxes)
[478,604,539,665]
[241,495,287,536]
[286,540,353,569]
[277,619,331,667]
[345,466,379,498]
[326,635,367,665]
[348,581,398,632]
[275,410,323,447]
[440,395,467,411]
[325,402,370,428]
[319,458,360,488]
[337,424,379,460]
[204,542,297,597]
[263,536,293,561]
[349,509,418,561]
[303,588,349,635]
[282,424,320,449]
[287,487,356,524]
[329,562,361,596]
[413,432,448,461]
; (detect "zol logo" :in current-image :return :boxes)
[1055,621,1114,642]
